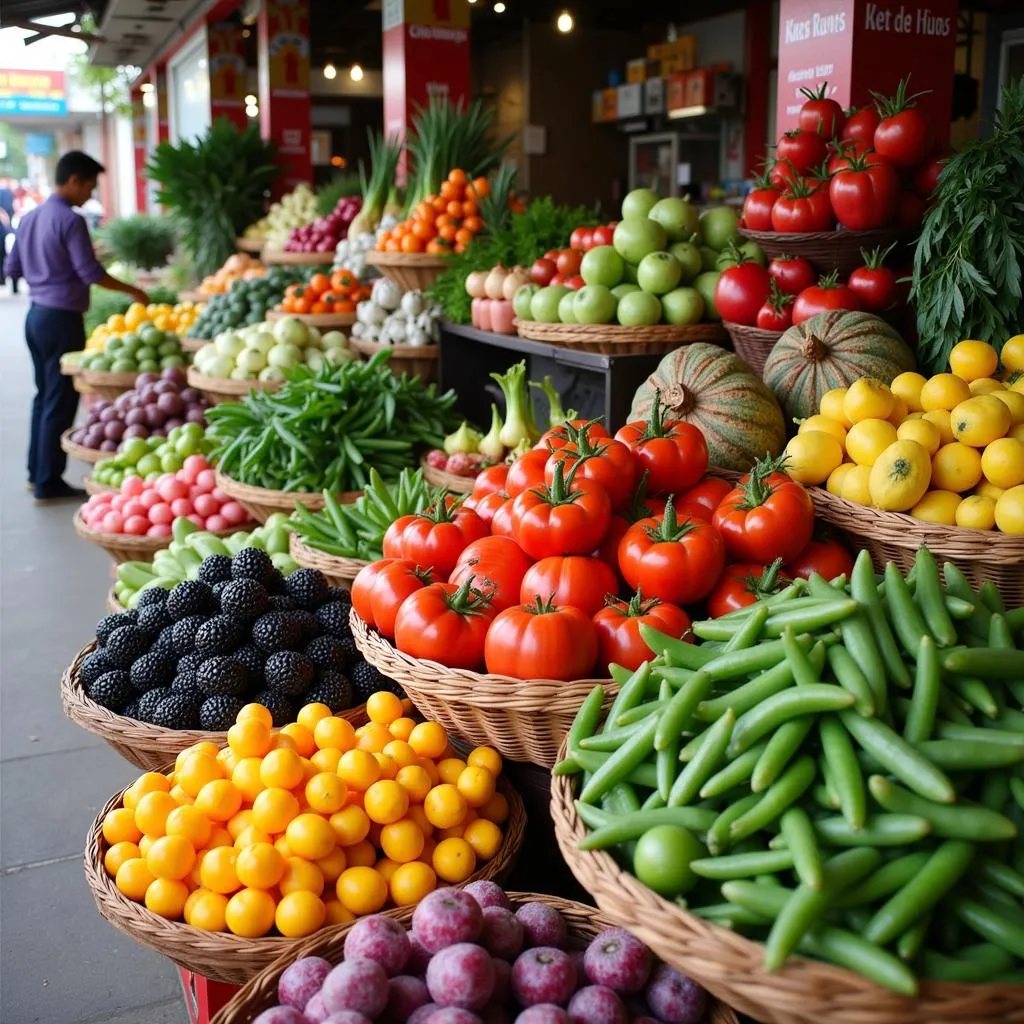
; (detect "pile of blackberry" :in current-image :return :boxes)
[81,550,402,731]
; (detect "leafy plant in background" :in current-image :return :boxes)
[314,172,362,217]
[146,119,279,277]
[97,214,176,270]
[911,77,1024,373]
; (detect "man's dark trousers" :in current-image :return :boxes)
[25,303,82,495]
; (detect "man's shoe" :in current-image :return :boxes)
[34,481,86,505]
[25,481,33,492]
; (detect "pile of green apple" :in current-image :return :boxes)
[79,325,190,373]
[191,316,357,382]
[514,189,763,328]
[91,424,216,489]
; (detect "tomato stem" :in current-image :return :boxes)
[534,459,585,508]
[742,557,787,600]
[858,242,898,270]
[736,454,792,511]
[524,594,560,616]
[642,496,699,544]
[444,576,493,617]
[416,491,466,524]
[871,75,931,117]
[605,588,664,618]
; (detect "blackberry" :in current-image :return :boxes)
[88,670,133,711]
[176,652,204,679]
[152,694,200,730]
[166,580,215,622]
[349,660,382,704]
[81,648,115,687]
[315,601,351,638]
[136,687,173,722]
[338,632,359,665]
[152,626,177,657]
[136,604,171,638]
[129,652,176,693]
[96,611,134,645]
[105,626,149,668]
[199,694,246,731]
[231,548,275,584]
[285,568,329,609]
[265,568,286,594]
[172,615,208,656]
[292,610,321,642]
[196,656,248,696]
[306,670,354,712]
[267,594,297,613]
[219,579,269,620]
[122,700,141,721]
[136,587,169,609]
[304,635,345,671]
[251,689,295,727]
[194,615,244,657]
[264,651,315,696]
[325,586,353,607]
[171,675,203,702]
[251,612,301,652]
[232,645,266,686]
[197,554,235,586]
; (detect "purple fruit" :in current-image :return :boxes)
[100,439,118,452]
[463,882,511,911]
[186,406,207,423]
[408,1005,439,1024]
[583,929,651,995]
[158,391,184,415]
[427,1011,482,1024]
[321,959,389,1018]
[71,429,86,444]
[278,956,332,1011]
[566,986,628,1024]
[426,944,495,1010]
[152,379,175,395]
[413,889,483,953]
[99,405,118,422]
[322,1014,372,1024]
[512,948,576,1008]
[125,408,147,427]
[165,417,185,430]
[144,403,165,425]
[644,963,707,1024]
[180,387,201,403]
[162,366,187,386]
[104,420,125,441]
[343,915,410,977]
[515,904,567,950]
[407,933,432,976]
[124,424,148,439]
[386,975,430,1021]
[137,372,159,386]
[480,907,524,961]
[304,994,330,1024]
[252,1009,308,1024]
[490,958,512,1003]
[514,1007,568,1024]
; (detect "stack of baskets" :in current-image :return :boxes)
[61,428,106,465]
[186,368,283,406]
[366,250,448,293]
[214,472,361,525]
[288,531,368,589]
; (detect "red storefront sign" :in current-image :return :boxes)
[131,89,148,212]
[208,20,248,129]
[155,66,170,143]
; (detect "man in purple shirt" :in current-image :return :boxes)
[7,151,149,503]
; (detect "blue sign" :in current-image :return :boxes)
[25,132,54,156]
[0,96,67,116]
[0,71,68,116]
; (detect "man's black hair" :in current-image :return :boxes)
[55,151,105,186]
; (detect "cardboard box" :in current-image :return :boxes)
[643,77,665,115]
[684,70,715,108]
[601,88,618,122]
[626,59,647,84]
[616,83,643,119]
[648,35,695,67]
[666,73,688,111]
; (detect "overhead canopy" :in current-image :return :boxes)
[1,0,102,20]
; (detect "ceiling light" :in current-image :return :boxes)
[556,10,574,32]
[323,62,337,80]
[244,93,257,105]
[350,63,364,82]
[246,105,259,119]
[493,2,506,11]
[140,82,154,93]
[242,28,251,38]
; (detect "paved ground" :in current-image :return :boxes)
[0,290,188,1024]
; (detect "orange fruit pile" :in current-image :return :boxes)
[278,270,371,317]
[102,692,510,937]
[377,169,488,256]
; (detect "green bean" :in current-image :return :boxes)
[694,660,796,723]
[690,902,771,928]
[782,626,822,688]
[569,749,659,791]
[980,580,1006,615]
[818,715,866,830]
[564,685,605,768]
[669,710,734,807]
[1012,776,1024,813]
[997,707,1024,733]
[700,743,767,800]
[722,603,769,651]
[943,595,976,619]
[851,551,911,689]
[656,683,680,802]
[920,946,1018,983]
[728,685,855,757]
[942,561,992,635]
[639,624,716,668]
[883,562,930,656]
[714,580,809,618]
[690,850,795,880]
[693,599,860,642]
[916,739,1024,771]
[574,801,613,831]
[602,783,641,816]
[904,635,940,743]
[826,644,876,717]
[950,896,1024,957]
[605,661,652,726]
[947,674,999,718]
[577,807,718,850]
[578,721,653,752]
[868,775,1018,841]
[942,646,1024,679]
[655,670,713,752]
[615,699,667,727]
[835,852,932,908]
[813,814,933,846]
[707,793,762,855]
[912,547,958,647]
[982,771,1013,811]
[779,807,823,890]
[728,756,817,844]
[975,881,1024,925]
[608,663,635,687]
[938,722,1024,748]
[720,879,790,919]
[703,636,813,683]
[806,925,918,996]
[640,790,667,811]
[751,717,814,793]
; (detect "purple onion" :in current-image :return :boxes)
[136,372,159,386]
[185,406,206,423]
[162,367,186,386]
[125,409,146,427]
[123,424,148,439]
[180,387,201,404]
[165,417,185,430]
[100,439,118,452]
[157,392,184,415]
[104,421,125,441]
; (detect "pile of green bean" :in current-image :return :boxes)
[289,468,437,561]
[558,548,1024,996]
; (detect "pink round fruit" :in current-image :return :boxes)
[583,929,651,994]
[101,511,125,533]
[194,493,219,518]
[204,513,228,532]
[122,498,144,518]
[148,502,174,525]
[322,1013,372,1024]
[278,955,331,1010]
[413,888,484,953]
[386,975,430,1021]
[463,881,511,911]
[426,943,495,1010]
[407,1005,439,1024]
[344,915,411,977]
[252,1009,308,1024]
[186,513,204,527]
[304,993,329,1024]
[123,475,145,497]
[221,500,249,525]
[511,948,576,1008]
[480,907,524,961]
[490,958,512,1003]
[514,1006,569,1023]
[515,904,567,950]
[140,489,162,510]
[211,486,228,502]
[407,933,432,976]
[426,1010,482,1024]
[196,468,217,491]
[158,477,189,502]
[124,515,150,536]
[182,454,207,480]
[644,963,707,1024]
[566,986,628,1024]
[321,959,389,1018]
[147,522,172,537]
[171,497,194,517]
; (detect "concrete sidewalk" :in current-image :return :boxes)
[0,290,188,1024]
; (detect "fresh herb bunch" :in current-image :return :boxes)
[429,196,601,323]
[314,172,362,218]
[206,350,460,492]
[97,214,176,270]
[911,78,1024,374]
[147,119,279,278]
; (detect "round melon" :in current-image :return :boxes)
[762,311,915,423]
[629,343,786,471]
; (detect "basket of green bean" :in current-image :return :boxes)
[550,547,1024,1024]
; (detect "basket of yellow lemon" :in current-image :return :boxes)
[86,301,203,352]
[781,338,1024,602]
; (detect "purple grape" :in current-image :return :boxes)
[100,439,118,452]
[124,424,148,439]
[185,406,206,423]
[104,421,125,441]
[162,366,187,386]
[144,404,166,426]
[136,372,159,386]
[180,387,201,403]
[165,417,185,430]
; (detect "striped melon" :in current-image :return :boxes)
[629,343,786,471]
[762,311,915,423]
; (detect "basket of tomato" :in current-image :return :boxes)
[271,270,369,327]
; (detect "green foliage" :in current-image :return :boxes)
[97,214,175,270]
[315,172,362,217]
[911,78,1024,373]
[146,119,279,278]
[0,123,28,180]
[429,196,600,324]
[70,17,135,117]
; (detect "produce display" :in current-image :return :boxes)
[560,548,1024,993]
[198,254,267,298]
[100,698,512,929]
[276,269,371,317]
[91,424,216,489]
[189,267,305,338]
[79,457,251,537]
[284,195,362,254]
[248,886,711,1024]
[352,277,442,347]
[78,326,190,374]
[332,231,379,281]
[206,354,459,493]
[193,316,356,382]
[68,369,210,452]
[246,184,320,250]
[87,301,202,351]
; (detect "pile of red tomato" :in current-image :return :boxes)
[742,78,945,236]
[528,223,618,291]
[351,403,854,682]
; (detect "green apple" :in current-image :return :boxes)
[513,284,540,321]
[557,291,578,323]
[700,246,720,272]
[621,187,660,220]
[580,245,624,288]
[648,197,700,243]
[669,242,703,283]
[573,285,617,324]
[531,285,571,323]
[699,206,740,251]
[617,290,662,326]
[661,287,705,326]
[694,272,722,321]
[613,217,668,266]
[637,252,682,295]
[622,262,639,284]
[611,283,641,300]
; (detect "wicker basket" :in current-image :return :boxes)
[721,321,784,377]
[352,611,614,768]
[288,532,368,589]
[60,429,107,464]
[265,310,356,329]
[181,335,210,354]
[186,367,283,405]
[211,892,742,1024]
[63,641,369,771]
[78,369,141,401]
[348,336,438,383]
[178,289,203,303]
[73,510,247,565]
[366,250,448,292]
[516,319,727,356]
[738,227,912,278]
[810,487,1024,606]
[106,588,123,613]
[235,236,264,254]
[214,472,362,524]
[261,250,335,267]
[84,776,526,985]
[419,454,477,494]
[83,474,116,496]
[550,754,1024,1024]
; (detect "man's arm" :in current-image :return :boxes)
[66,215,149,305]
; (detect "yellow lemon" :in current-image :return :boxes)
[1000,335,1024,374]
[798,415,848,447]
[886,395,909,427]
[990,388,1024,425]
[844,378,895,423]
[955,495,996,530]
[931,443,983,493]
[896,418,941,456]
[949,339,999,382]
[995,486,1024,533]
[890,371,928,412]
[845,419,898,467]
[820,388,852,427]
[826,463,854,497]
[920,373,972,412]
[869,441,931,511]
[784,431,844,485]
[981,437,1024,490]
[968,377,1004,396]
[909,490,961,525]
[840,464,873,505]
[975,480,1006,501]
[950,395,1011,447]
[922,410,955,446]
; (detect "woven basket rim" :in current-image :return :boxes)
[288,531,370,579]
[265,310,356,327]
[348,336,440,360]
[73,507,173,555]
[78,368,142,387]
[738,226,913,245]
[419,454,477,493]
[186,367,284,397]
[214,471,361,510]
[261,251,337,265]
[722,320,785,342]
[60,428,107,464]
[366,250,449,269]
[234,237,263,252]
[516,319,727,344]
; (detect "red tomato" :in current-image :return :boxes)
[706,560,789,619]
[520,555,618,617]
[393,581,495,669]
[536,419,610,452]
[785,538,855,583]
[798,84,846,138]
[556,249,582,277]
[829,153,900,230]
[367,560,434,639]
[550,274,566,287]
[383,515,416,559]
[351,558,398,627]
[895,188,926,229]
[471,463,509,501]
[506,447,551,496]
[841,106,881,145]
[490,496,516,538]
[826,137,872,174]
[545,431,637,510]
[792,274,863,324]
[570,227,594,251]
[473,489,510,527]
[768,159,803,191]
[913,151,947,200]
[591,225,614,247]
[450,535,532,612]
[394,502,489,579]
[714,259,772,327]
[847,245,898,311]
[510,465,611,560]
[872,79,933,169]
[712,462,814,564]
[598,515,631,573]
[484,598,598,681]
[777,130,829,175]
[614,397,709,497]
[742,180,780,231]
[674,475,733,523]
[530,258,557,286]
[618,504,726,606]
[768,255,816,296]
[593,593,693,671]
[756,285,795,331]
[770,182,835,233]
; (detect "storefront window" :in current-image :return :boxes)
[169,30,211,143]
